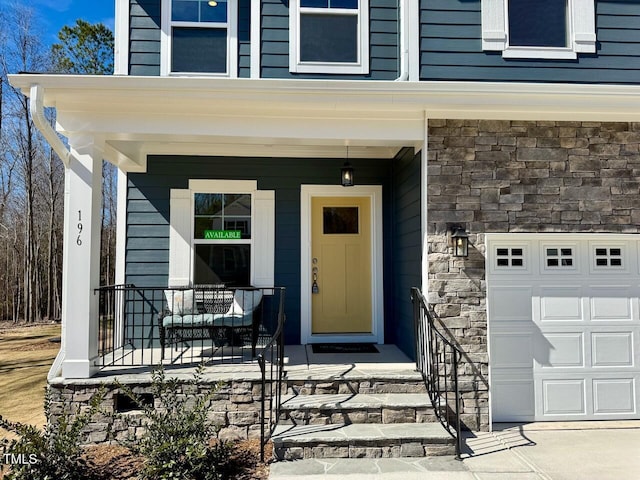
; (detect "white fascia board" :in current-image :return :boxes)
[8,75,640,123]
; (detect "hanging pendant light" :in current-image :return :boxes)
[341,146,354,187]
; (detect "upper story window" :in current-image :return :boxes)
[481,0,595,59]
[290,0,369,74]
[161,0,238,76]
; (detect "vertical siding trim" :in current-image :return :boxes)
[115,169,128,284]
[169,189,191,286]
[408,0,420,81]
[115,0,130,75]
[251,0,261,78]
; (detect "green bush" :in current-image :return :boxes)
[114,364,233,480]
[0,387,106,480]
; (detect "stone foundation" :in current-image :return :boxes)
[47,375,267,445]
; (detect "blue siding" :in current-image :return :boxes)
[239,0,251,78]
[129,0,161,76]
[126,156,396,345]
[261,0,400,79]
[420,0,640,84]
[390,148,421,360]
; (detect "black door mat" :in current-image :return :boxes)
[311,343,379,354]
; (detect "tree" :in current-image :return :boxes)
[50,19,117,288]
[51,19,114,75]
[0,9,114,322]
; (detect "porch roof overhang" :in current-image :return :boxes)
[9,74,640,172]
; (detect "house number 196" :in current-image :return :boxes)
[77,211,83,246]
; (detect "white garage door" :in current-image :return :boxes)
[487,234,640,422]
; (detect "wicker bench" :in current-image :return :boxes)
[158,288,262,359]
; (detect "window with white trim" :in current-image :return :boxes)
[481,0,595,59]
[290,0,369,74]
[168,180,274,288]
[162,0,238,75]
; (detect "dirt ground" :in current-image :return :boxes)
[0,322,271,480]
[0,321,61,428]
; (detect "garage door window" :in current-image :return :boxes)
[545,247,574,269]
[594,247,623,269]
[495,247,525,269]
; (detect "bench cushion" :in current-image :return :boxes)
[162,313,255,328]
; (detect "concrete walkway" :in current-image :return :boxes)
[269,421,640,479]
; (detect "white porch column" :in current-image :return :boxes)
[421,114,429,296]
[61,136,104,379]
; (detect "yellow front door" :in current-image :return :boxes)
[311,196,372,334]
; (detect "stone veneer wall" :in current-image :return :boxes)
[48,378,266,445]
[427,119,640,431]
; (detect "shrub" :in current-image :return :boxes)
[0,387,106,480]
[114,364,233,480]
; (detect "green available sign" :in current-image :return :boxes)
[204,230,242,240]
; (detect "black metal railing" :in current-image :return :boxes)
[411,287,463,458]
[95,284,285,368]
[257,290,286,462]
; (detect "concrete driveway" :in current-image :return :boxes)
[270,421,640,479]
[463,421,640,480]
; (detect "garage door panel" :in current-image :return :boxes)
[593,379,636,414]
[540,333,584,368]
[493,378,535,421]
[591,332,634,367]
[589,286,633,321]
[539,287,583,322]
[491,332,533,368]
[542,379,586,416]
[488,286,532,322]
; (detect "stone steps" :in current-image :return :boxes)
[271,422,456,460]
[279,393,437,425]
[285,373,427,396]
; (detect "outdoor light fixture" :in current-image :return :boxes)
[450,226,469,257]
[341,161,354,187]
[208,1,218,6]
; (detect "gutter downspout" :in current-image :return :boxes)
[30,84,70,167]
[29,83,70,380]
[395,0,409,81]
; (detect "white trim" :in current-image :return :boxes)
[250,0,261,78]
[114,0,130,75]
[300,185,384,344]
[189,179,257,192]
[408,0,420,82]
[289,0,369,75]
[421,115,428,295]
[161,0,238,77]
[114,168,127,285]
[481,0,596,59]
[169,189,192,286]
[170,179,275,288]
[253,190,275,287]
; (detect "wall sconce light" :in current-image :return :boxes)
[341,161,354,187]
[450,226,469,257]
[208,1,218,6]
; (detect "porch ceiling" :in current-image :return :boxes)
[9,74,640,171]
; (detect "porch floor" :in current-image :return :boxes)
[78,344,419,385]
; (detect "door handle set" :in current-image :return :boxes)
[312,262,319,294]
